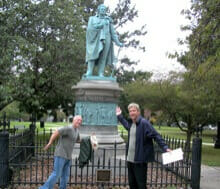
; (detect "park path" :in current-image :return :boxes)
[200,165,220,189]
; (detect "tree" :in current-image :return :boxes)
[1,0,86,118]
[117,69,152,85]
[118,70,152,118]
[118,0,220,150]
[0,0,21,109]
[0,0,147,118]
[156,0,220,147]
[123,72,216,150]
[177,0,220,133]
[0,101,29,121]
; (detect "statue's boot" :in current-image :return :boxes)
[98,62,105,77]
[86,61,95,76]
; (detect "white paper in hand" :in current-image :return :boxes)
[162,148,183,165]
[90,135,98,150]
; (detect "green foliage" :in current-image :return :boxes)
[118,70,153,118]
[177,0,220,124]
[1,0,87,117]
[0,85,13,110]
[150,0,220,148]
[122,71,218,149]
[0,101,29,120]
[117,70,152,85]
[178,0,220,68]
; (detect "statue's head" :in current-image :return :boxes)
[97,4,107,16]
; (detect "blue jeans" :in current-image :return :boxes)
[39,156,71,189]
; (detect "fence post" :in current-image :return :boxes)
[29,113,36,156]
[214,121,220,148]
[29,123,35,156]
[191,137,202,189]
[0,132,9,188]
[1,113,10,131]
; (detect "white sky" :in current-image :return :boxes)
[104,0,191,78]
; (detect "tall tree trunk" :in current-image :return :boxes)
[185,130,192,151]
[51,110,57,122]
[185,130,192,161]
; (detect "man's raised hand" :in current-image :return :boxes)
[116,106,122,116]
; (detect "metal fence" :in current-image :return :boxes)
[0,120,202,189]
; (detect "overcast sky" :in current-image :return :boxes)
[104,0,192,78]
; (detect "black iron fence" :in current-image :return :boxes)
[0,119,202,189]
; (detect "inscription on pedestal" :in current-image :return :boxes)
[75,102,117,126]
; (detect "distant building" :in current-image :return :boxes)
[144,109,151,120]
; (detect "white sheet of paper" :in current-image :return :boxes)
[162,148,183,165]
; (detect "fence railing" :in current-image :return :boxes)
[0,120,202,189]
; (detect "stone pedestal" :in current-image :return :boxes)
[71,79,126,177]
[73,79,124,145]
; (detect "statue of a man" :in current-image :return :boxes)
[85,4,123,77]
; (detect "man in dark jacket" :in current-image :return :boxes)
[116,103,171,189]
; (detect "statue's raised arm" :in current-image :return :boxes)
[85,4,123,78]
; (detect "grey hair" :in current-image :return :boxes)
[74,115,82,121]
[128,103,140,112]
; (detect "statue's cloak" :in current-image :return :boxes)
[86,16,114,66]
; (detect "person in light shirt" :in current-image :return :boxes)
[39,115,82,189]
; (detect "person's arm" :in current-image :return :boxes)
[145,121,171,152]
[110,24,123,47]
[116,107,129,130]
[43,130,60,151]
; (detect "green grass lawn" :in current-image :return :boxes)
[9,121,220,166]
[10,121,67,131]
[202,145,220,166]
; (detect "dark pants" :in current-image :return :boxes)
[127,162,148,189]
